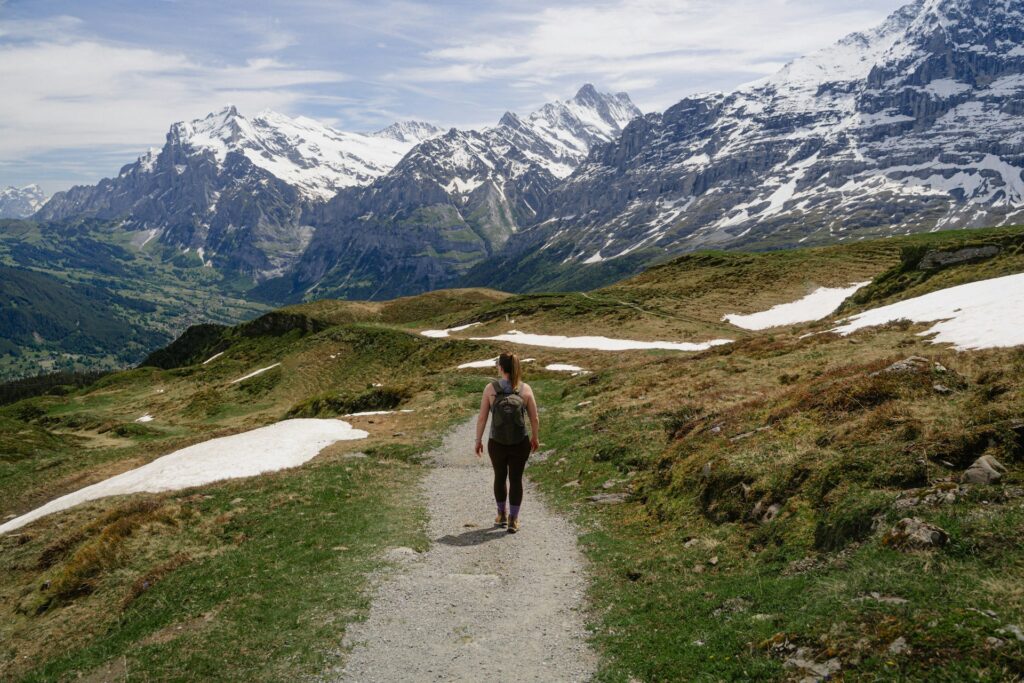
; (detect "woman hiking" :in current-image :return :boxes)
[474,351,540,534]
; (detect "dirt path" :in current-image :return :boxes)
[333,416,596,682]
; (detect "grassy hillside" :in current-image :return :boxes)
[1,225,1022,680]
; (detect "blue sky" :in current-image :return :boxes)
[0,0,907,193]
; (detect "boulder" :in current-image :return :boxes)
[783,648,841,683]
[871,356,930,376]
[918,245,1000,270]
[764,503,783,522]
[888,636,909,655]
[385,547,421,562]
[587,492,629,505]
[853,592,909,605]
[962,455,1006,485]
[998,624,1024,642]
[883,518,949,550]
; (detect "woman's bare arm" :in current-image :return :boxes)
[524,384,540,452]
[475,384,493,457]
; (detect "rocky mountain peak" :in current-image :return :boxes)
[498,111,524,128]
[371,120,444,144]
[0,184,48,219]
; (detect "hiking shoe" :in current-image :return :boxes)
[507,517,520,534]
[495,512,508,528]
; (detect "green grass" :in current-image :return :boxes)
[3,225,1024,680]
[522,334,1024,681]
[4,437,431,682]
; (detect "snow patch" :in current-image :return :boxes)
[202,351,224,365]
[468,330,732,352]
[444,177,484,194]
[457,357,498,369]
[0,419,368,534]
[421,322,483,338]
[344,410,415,417]
[544,363,588,373]
[229,363,281,384]
[831,273,1024,351]
[925,78,971,98]
[724,282,871,330]
[138,228,160,248]
[135,414,154,423]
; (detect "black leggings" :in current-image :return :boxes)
[488,438,531,506]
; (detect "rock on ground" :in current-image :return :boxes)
[331,417,597,682]
[962,454,1006,485]
[884,517,949,551]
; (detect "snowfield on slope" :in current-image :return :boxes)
[723,282,871,330]
[0,419,368,535]
[229,363,281,384]
[831,273,1024,351]
[421,322,483,338]
[545,363,589,373]
[467,330,732,352]
[457,357,499,369]
[344,410,415,417]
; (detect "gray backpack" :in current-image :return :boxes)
[490,380,529,445]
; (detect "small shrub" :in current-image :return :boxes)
[38,529,88,570]
[813,487,891,551]
[285,385,411,418]
[36,498,174,610]
[121,553,192,609]
[47,533,123,603]
[660,404,705,441]
[699,466,754,524]
[12,402,46,422]
[113,422,158,438]
[185,388,224,418]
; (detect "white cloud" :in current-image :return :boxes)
[0,0,909,190]
[0,19,346,159]
[391,0,905,110]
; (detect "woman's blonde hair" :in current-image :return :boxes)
[497,351,522,390]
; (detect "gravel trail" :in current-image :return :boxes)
[334,416,596,682]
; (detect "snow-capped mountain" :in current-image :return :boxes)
[36,108,441,279]
[267,85,641,300]
[480,0,1024,287]
[372,121,447,144]
[0,184,47,218]
[160,107,441,200]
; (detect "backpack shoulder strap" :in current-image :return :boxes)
[490,379,506,395]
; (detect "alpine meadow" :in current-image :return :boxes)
[2,1,1024,681]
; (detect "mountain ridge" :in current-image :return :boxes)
[256,84,642,301]
[32,86,638,290]
[33,108,442,280]
[470,0,1024,292]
